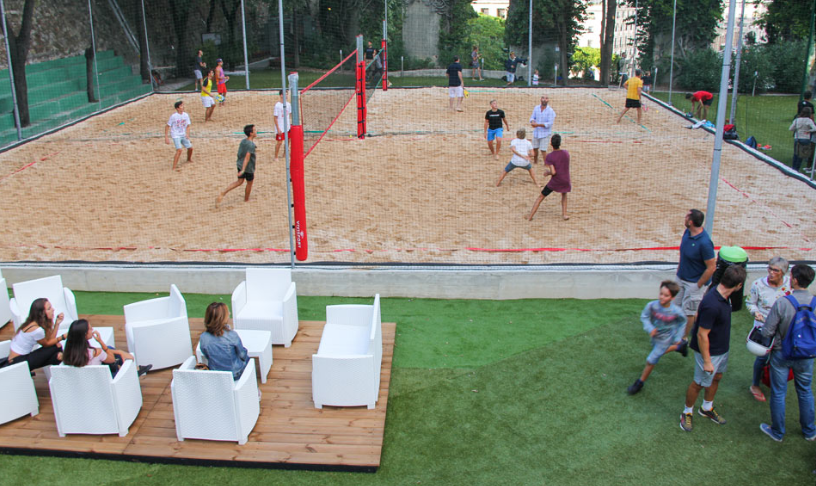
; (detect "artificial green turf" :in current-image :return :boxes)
[2,292,815,484]
[649,91,799,168]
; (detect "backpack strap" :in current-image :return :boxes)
[784,294,800,310]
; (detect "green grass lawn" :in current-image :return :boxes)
[3,291,815,484]
[649,91,800,168]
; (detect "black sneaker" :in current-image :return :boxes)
[699,407,727,425]
[677,339,689,357]
[627,379,644,395]
[137,364,153,377]
[680,412,693,432]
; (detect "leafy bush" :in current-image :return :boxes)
[676,48,720,91]
[571,46,600,78]
[764,40,807,93]
[737,46,773,94]
[465,14,506,70]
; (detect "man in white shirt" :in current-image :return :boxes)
[164,101,193,171]
[274,89,292,161]
[529,95,556,164]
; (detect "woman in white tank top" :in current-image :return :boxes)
[6,298,65,371]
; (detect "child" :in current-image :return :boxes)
[164,100,193,171]
[532,69,540,86]
[627,280,688,395]
[496,128,539,188]
[274,89,292,161]
[217,124,257,207]
[215,59,229,106]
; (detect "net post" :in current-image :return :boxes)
[288,72,307,261]
[356,35,367,139]
[382,20,388,91]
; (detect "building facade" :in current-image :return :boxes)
[471,0,509,19]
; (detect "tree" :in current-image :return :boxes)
[438,0,478,66]
[467,14,506,70]
[133,0,150,83]
[599,0,616,85]
[572,46,600,77]
[169,0,193,76]
[759,0,812,44]
[219,0,241,69]
[4,0,35,126]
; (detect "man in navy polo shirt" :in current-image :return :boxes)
[675,209,716,340]
[680,265,746,432]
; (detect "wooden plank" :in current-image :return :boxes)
[0,316,394,469]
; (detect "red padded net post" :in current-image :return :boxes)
[381,39,388,91]
[289,124,307,261]
[356,60,367,139]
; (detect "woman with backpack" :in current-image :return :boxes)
[745,257,791,402]
[789,107,816,173]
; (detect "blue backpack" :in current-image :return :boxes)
[781,295,816,360]
[745,136,757,149]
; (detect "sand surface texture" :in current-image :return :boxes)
[0,88,812,265]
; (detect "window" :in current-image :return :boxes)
[497,8,506,18]
[588,40,593,47]
[481,8,489,14]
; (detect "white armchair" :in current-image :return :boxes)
[49,359,143,437]
[232,268,299,347]
[0,269,11,329]
[171,356,260,445]
[0,340,39,425]
[312,295,382,409]
[124,284,193,370]
[10,275,78,332]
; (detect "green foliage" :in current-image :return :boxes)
[571,46,600,77]
[675,47,720,91]
[437,0,478,67]
[764,40,808,93]
[504,0,586,62]
[466,14,506,70]
[737,46,773,94]
[759,0,814,44]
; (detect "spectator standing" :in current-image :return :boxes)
[790,107,816,173]
[274,89,292,161]
[759,264,816,442]
[797,91,814,116]
[446,56,464,112]
[675,209,716,340]
[529,95,556,164]
[746,257,791,402]
[680,265,746,432]
[471,46,484,81]
[642,71,652,93]
[193,49,206,92]
[505,52,526,86]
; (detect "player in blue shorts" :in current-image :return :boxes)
[484,100,510,160]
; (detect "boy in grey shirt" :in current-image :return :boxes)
[217,124,257,207]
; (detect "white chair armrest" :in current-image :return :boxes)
[233,359,260,444]
[178,355,197,370]
[231,281,248,316]
[169,284,188,318]
[282,282,299,338]
[0,277,11,328]
[111,359,143,435]
[9,297,23,331]
[0,340,10,360]
[63,287,78,322]
[124,297,170,322]
[326,305,374,328]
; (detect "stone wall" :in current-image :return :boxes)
[402,0,441,61]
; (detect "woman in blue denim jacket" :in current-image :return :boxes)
[199,302,249,380]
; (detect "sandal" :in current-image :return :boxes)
[750,386,766,402]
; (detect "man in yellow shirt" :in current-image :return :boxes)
[617,69,644,126]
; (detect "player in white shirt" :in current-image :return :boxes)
[274,90,293,161]
[496,128,539,187]
[165,101,193,171]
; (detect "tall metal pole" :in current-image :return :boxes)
[668,0,677,105]
[632,0,638,77]
[241,0,250,89]
[278,0,294,267]
[704,0,738,237]
[528,0,533,86]
[0,0,21,140]
[801,0,816,100]
[140,0,155,91]
[729,0,746,123]
[88,0,102,109]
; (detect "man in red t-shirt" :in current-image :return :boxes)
[686,91,714,120]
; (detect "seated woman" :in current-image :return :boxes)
[62,319,150,376]
[7,298,65,371]
[199,302,249,380]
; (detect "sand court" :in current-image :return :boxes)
[0,88,813,265]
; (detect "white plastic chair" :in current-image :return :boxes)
[0,269,11,329]
[312,295,382,409]
[171,356,260,445]
[49,359,143,437]
[232,268,299,347]
[0,340,39,425]
[9,275,78,332]
[123,284,193,370]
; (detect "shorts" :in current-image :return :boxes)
[172,137,192,150]
[646,327,685,365]
[532,135,550,150]
[201,96,215,108]
[448,86,464,98]
[506,73,515,83]
[217,83,227,95]
[702,98,713,106]
[674,279,704,316]
[194,69,203,80]
[276,132,286,142]
[541,184,555,197]
[238,169,255,182]
[471,60,480,68]
[487,128,503,141]
[643,85,651,93]
[505,162,532,172]
[693,351,729,387]
[625,98,641,108]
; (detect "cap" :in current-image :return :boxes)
[216,58,223,63]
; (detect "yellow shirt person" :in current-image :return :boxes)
[626,76,643,101]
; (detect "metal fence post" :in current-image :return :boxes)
[141,0,155,91]
[0,0,21,140]
[729,0,746,124]
[241,0,250,89]
[88,0,101,108]
[668,0,677,105]
[528,0,532,87]
[277,0,293,267]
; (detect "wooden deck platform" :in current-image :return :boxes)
[0,315,394,471]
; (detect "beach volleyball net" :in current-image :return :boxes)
[300,51,358,156]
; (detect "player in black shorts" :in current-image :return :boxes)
[484,100,510,160]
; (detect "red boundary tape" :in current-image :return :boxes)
[0,151,61,183]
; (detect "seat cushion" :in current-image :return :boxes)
[316,323,370,356]
[237,301,283,324]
